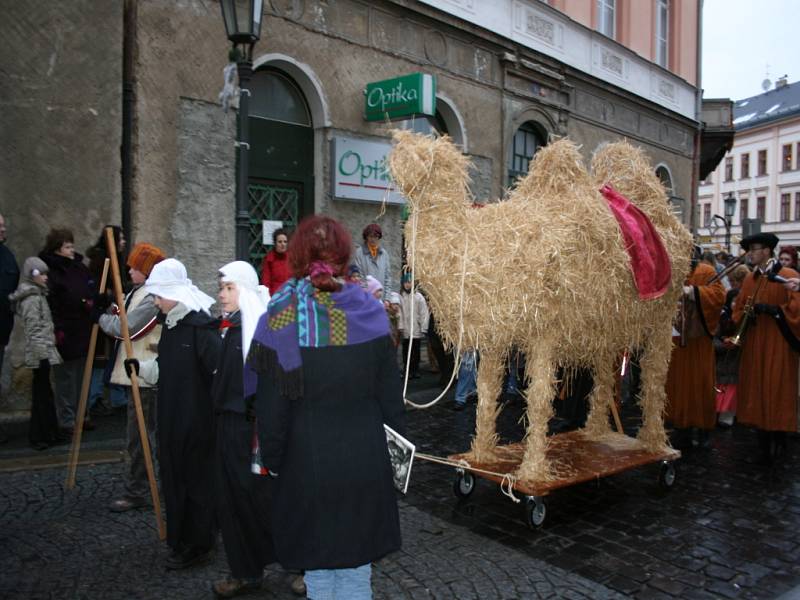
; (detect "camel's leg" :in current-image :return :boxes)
[636,326,672,451]
[582,353,617,439]
[468,350,505,462]
[516,348,555,483]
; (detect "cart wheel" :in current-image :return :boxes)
[524,496,547,528]
[453,470,476,499]
[658,460,677,489]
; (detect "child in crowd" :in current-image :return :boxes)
[9,257,63,450]
[398,273,429,379]
[132,258,221,570]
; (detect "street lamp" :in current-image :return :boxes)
[714,193,737,254]
[220,0,263,261]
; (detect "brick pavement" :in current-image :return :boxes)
[1,374,799,598]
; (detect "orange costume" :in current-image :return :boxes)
[666,262,726,429]
[733,265,800,432]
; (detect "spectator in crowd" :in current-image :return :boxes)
[260,228,291,294]
[714,264,751,428]
[94,242,165,512]
[9,257,62,450]
[0,214,19,443]
[354,223,392,294]
[135,258,220,569]
[212,261,279,598]
[39,228,96,435]
[453,350,477,411]
[778,246,798,271]
[251,215,405,600]
[86,225,129,414]
[398,273,429,379]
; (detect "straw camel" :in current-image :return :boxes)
[389,130,692,483]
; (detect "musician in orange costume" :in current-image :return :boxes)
[666,247,726,448]
[733,233,800,465]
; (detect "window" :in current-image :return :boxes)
[508,122,547,186]
[783,144,793,172]
[797,143,800,170]
[781,193,791,221]
[656,166,673,195]
[724,157,733,181]
[757,196,766,221]
[655,0,670,68]
[249,70,311,126]
[796,192,800,221]
[740,153,749,179]
[596,0,616,38]
[758,150,768,176]
[740,197,748,224]
[703,204,711,227]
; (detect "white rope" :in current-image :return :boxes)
[415,452,521,503]
[404,232,469,409]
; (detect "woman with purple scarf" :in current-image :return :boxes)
[249,215,406,599]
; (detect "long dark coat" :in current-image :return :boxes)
[256,334,405,571]
[156,309,221,551]
[0,243,19,346]
[39,252,94,361]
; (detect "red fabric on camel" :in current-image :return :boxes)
[600,184,672,300]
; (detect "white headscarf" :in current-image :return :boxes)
[218,261,270,362]
[144,258,215,315]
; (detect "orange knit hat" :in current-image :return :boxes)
[127,243,166,276]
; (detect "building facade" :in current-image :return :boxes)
[697,78,800,253]
[1,0,705,409]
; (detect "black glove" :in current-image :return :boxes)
[754,303,779,316]
[244,395,256,422]
[92,293,114,313]
[123,358,140,378]
[39,359,49,369]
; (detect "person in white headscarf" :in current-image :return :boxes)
[210,261,280,598]
[128,258,221,570]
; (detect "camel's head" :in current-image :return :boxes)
[389,129,471,212]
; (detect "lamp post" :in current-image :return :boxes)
[723,193,736,254]
[220,0,263,261]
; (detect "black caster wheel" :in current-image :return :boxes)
[658,460,677,489]
[453,469,476,499]
[524,495,546,528]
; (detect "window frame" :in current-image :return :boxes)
[757,150,768,176]
[782,144,793,172]
[724,157,733,182]
[507,122,547,187]
[756,196,766,222]
[655,0,670,68]
[596,0,616,38]
[740,197,749,225]
[740,153,749,179]
[781,193,791,221]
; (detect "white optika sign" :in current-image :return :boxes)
[331,136,405,205]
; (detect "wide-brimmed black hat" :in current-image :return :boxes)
[740,232,779,250]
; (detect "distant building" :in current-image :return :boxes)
[697,77,800,252]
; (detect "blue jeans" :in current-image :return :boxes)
[455,351,477,405]
[305,564,371,600]
[89,368,128,408]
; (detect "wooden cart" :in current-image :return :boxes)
[448,430,680,528]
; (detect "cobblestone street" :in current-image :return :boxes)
[1,375,800,599]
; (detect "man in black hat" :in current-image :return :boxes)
[733,232,800,465]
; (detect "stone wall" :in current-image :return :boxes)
[0,0,123,412]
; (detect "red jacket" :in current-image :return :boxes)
[260,250,291,293]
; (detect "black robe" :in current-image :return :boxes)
[211,314,275,579]
[256,334,405,571]
[156,309,220,552]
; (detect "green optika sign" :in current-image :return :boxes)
[364,73,436,121]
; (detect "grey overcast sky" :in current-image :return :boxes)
[701,0,798,101]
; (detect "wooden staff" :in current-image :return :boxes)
[104,227,166,540]
[65,259,110,489]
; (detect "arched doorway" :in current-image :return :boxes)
[247,69,314,265]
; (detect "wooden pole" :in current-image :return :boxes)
[65,259,110,489]
[104,227,166,540]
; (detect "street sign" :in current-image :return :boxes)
[331,136,405,205]
[364,73,436,121]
